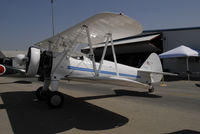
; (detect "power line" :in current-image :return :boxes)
[51,0,55,36]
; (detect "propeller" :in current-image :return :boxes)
[13,47,41,77]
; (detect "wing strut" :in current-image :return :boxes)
[97,33,110,74]
[110,34,119,77]
[97,33,119,77]
[83,25,98,76]
[83,25,119,77]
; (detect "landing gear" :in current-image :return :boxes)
[47,91,64,108]
[148,85,154,93]
[36,87,64,108]
[36,86,51,100]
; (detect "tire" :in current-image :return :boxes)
[47,91,64,108]
[148,86,154,93]
[36,86,51,100]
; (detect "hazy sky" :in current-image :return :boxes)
[0,0,200,50]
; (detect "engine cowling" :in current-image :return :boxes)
[25,47,53,79]
[0,64,6,76]
[26,47,41,77]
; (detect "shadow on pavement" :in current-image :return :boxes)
[0,91,128,134]
[0,80,32,85]
[168,129,200,134]
[195,84,200,88]
[79,89,161,101]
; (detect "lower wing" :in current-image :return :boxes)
[65,76,149,89]
[3,65,25,74]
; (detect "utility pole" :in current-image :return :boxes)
[51,0,55,36]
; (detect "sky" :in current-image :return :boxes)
[0,0,200,50]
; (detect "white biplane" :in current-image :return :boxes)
[13,12,174,108]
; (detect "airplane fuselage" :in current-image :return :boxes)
[65,56,140,80]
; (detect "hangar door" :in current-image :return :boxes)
[91,33,163,67]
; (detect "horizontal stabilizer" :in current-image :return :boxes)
[138,69,178,76]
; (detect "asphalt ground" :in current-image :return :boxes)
[0,75,200,134]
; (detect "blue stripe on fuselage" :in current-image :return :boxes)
[67,66,140,78]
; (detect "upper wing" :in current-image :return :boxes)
[65,76,149,89]
[34,12,142,52]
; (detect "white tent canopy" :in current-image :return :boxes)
[159,45,200,80]
[159,45,199,58]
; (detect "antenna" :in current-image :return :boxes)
[51,0,55,36]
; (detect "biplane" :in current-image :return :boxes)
[0,64,6,75]
[13,12,174,108]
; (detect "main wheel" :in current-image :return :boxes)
[47,91,64,108]
[36,86,51,100]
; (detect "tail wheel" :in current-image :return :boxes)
[36,86,51,100]
[47,91,64,108]
[148,85,154,93]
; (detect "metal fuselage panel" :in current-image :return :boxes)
[66,57,140,80]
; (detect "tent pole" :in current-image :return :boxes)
[186,57,190,80]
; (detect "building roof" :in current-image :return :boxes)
[0,51,5,58]
[84,34,160,49]
[114,26,200,42]
[144,26,200,33]
[1,50,27,58]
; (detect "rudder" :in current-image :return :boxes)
[140,53,163,83]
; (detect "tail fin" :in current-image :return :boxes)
[140,53,163,72]
[139,53,163,83]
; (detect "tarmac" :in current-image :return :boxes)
[0,75,200,134]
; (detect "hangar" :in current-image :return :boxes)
[86,27,200,78]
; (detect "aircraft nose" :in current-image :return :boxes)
[14,54,27,65]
